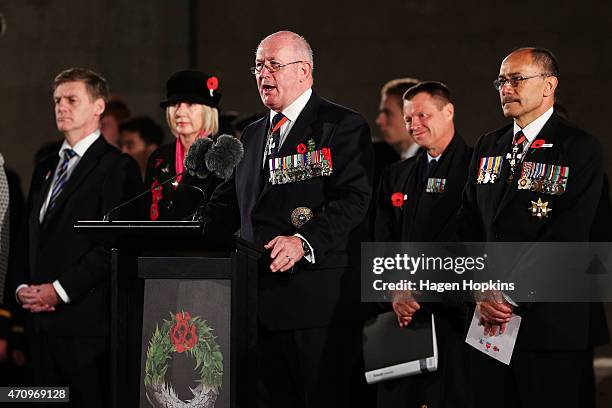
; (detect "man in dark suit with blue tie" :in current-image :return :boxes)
[14,68,142,407]
[205,31,373,407]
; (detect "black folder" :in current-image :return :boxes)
[363,311,437,384]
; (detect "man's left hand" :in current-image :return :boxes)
[27,283,60,311]
[265,236,304,273]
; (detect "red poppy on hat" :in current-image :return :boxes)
[207,76,219,97]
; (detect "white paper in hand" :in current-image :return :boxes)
[465,308,521,365]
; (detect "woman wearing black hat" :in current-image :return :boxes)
[145,70,224,220]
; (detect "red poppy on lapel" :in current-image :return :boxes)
[154,158,164,168]
[150,180,163,221]
[297,143,307,154]
[391,192,406,208]
[531,139,545,149]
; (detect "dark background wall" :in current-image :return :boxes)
[198,0,612,176]
[0,0,191,187]
[1,0,611,187]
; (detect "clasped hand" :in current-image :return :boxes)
[476,290,513,336]
[17,283,59,313]
[391,290,421,327]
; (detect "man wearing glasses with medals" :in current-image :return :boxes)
[203,31,373,407]
[457,48,608,407]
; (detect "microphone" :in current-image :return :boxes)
[184,137,213,179]
[102,135,243,221]
[205,134,244,179]
[103,138,213,221]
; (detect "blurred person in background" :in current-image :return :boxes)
[374,78,420,186]
[119,116,163,179]
[100,96,131,147]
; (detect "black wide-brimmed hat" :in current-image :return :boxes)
[160,70,221,109]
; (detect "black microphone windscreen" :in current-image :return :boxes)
[205,135,244,179]
[184,137,213,179]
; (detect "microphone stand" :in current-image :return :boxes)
[172,183,207,221]
[102,171,186,221]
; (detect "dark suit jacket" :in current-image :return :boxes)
[373,134,472,243]
[206,93,373,330]
[16,136,142,337]
[457,111,609,350]
[371,135,473,408]
[144,142,223,220]
[372,141,400,190]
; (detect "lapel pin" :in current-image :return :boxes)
[391,192,407,208]
[531,139,553,149]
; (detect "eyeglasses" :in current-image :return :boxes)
[250,61,305,75]
[493,73,552,91]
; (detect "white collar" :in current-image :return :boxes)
[426,152,439,163]
[513,106,554,142]
[269,88,312,124]
[59,129,101,158]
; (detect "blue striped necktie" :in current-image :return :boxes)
[48,148,77,211]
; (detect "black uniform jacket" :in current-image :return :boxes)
[457,111,609,350]
[373,133,472,243]
[371,134,473,408]
[205,93,374,330]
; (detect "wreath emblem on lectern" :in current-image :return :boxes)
[145,311,223,407]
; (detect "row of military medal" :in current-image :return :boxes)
[477,156,569,196]
[268,148,334,185]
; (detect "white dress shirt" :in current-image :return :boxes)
[39,130,101,222]
[513,106,554,153]
[263,88,313,167]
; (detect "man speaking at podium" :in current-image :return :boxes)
[204,31,373,407]
[14,68,142,407]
